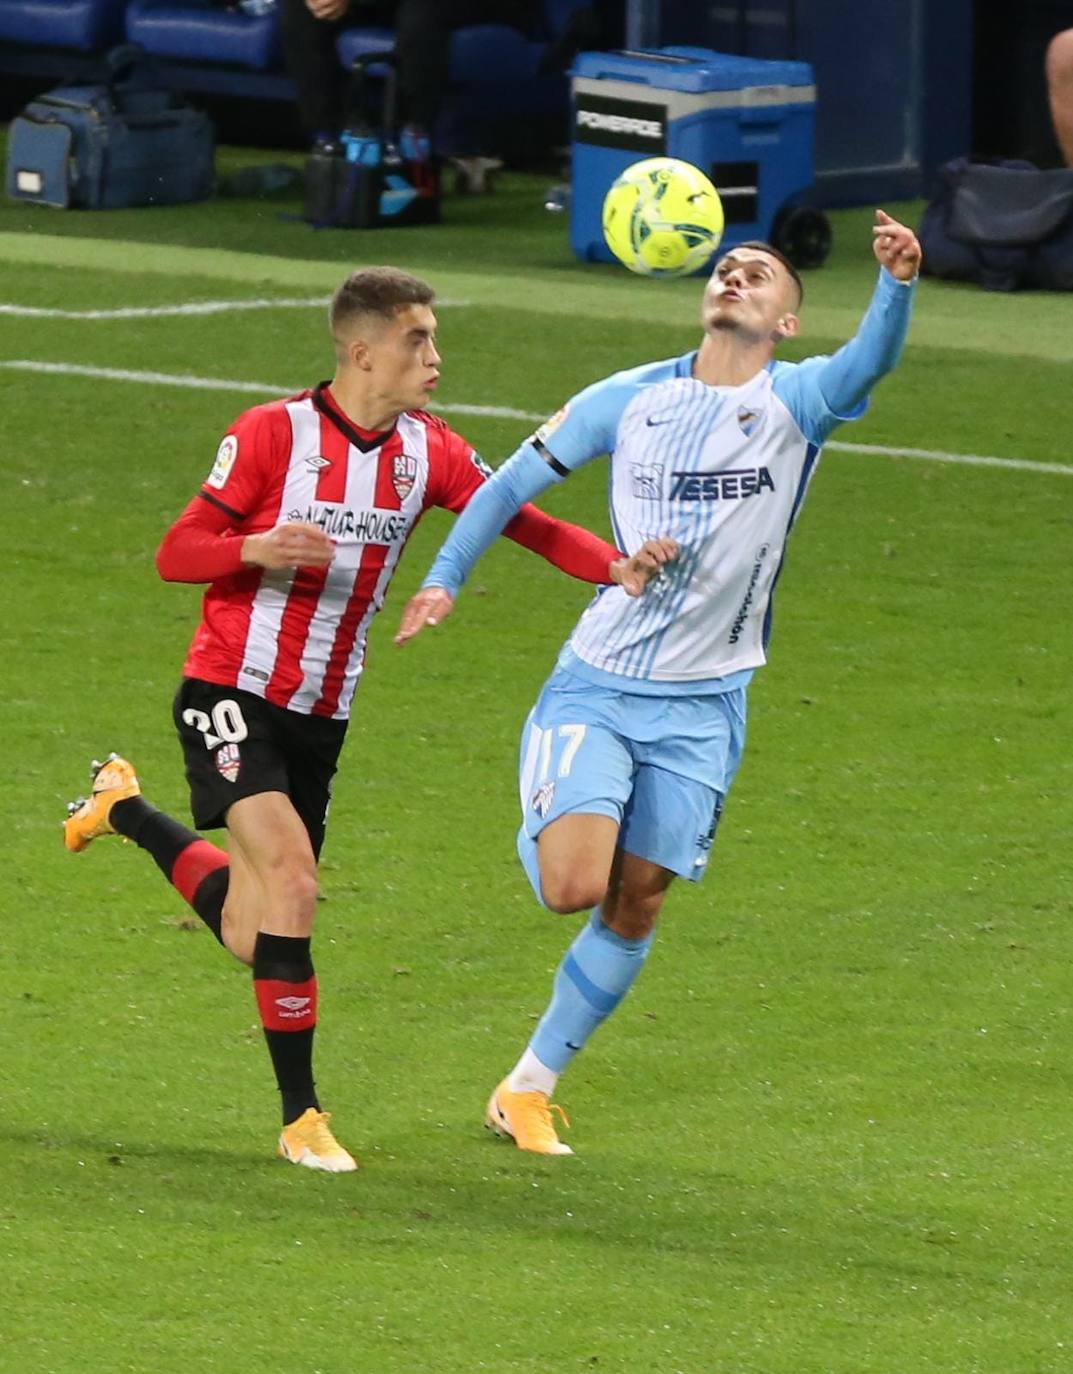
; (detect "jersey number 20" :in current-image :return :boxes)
[182,699,249,750]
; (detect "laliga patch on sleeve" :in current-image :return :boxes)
[206,434,238,489]
[469,450,494,480]
[533,404,570,445]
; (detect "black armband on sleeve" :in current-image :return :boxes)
[532,436,570,478]
[198,490,246,521]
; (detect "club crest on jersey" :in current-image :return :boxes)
[206,434,238,489]
[392,454,418,499]
[306,454,332,473]
[215,742,241,783]
[631,462,664,499]
[532,780,556,818]
[737,406,762,437]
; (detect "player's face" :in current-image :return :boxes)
[363,303,441,411]
[701,249,799,343]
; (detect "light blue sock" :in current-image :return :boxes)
[529,909,654,1074]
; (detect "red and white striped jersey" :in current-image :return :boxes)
[157,383,620,720]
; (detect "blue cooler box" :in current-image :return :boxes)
[571,46,818,266]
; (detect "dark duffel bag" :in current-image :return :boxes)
[305,52,439,230]
[919,157,1073,292]
[5,43,214,210]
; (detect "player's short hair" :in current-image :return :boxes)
[728,241,804,307]
[330,266,435,345]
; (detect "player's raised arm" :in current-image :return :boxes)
[817,211,920,416]
[769,211,920,447]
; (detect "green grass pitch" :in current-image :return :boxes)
[1,148,1072,1374]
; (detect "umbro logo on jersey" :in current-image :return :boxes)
[306,454,332,472]
[669,467,775,501]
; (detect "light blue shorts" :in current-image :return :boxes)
[516,666,747,901]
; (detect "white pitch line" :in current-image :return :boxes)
[2,358,1071,477]
[1,359,282,394]
[0,297,330,320]
[0,295,468,320]
[825,439,1072,477]
[0,360,548,419]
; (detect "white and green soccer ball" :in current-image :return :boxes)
[602,156,725,278]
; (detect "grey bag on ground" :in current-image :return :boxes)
[5,44,214,210]
[919,158,1073,291]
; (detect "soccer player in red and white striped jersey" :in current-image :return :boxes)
[63,266,671,1172]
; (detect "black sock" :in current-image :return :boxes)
[111,797,229,944]
[253,932,320,1125]
[190,867,229,944]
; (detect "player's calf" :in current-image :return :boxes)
[601,849,676,940]
[221,857,319,966]
[64,752,232,942]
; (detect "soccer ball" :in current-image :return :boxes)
[602,157,724,279]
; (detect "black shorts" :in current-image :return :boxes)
[173,679,347,859]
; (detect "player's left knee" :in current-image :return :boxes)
[540,871,605,915]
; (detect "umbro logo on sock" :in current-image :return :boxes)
[275,996,312,1017]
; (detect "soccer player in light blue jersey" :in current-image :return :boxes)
[397,211,922,1155]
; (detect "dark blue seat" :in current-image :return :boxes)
[335,1,589,153]
[334,22,393,65]
[0,0,128,49]
[125,0,282,70]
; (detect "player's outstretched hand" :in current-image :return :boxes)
[610,537,679,597]
[872,209,921,280]
[395,586,455,645]
[242,521,336,570]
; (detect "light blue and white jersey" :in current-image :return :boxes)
[555,355,845,683]
[424,268,916,693]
